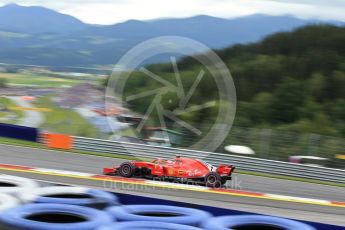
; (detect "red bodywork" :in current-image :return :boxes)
[103,157,235,185]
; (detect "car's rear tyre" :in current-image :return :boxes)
[119,162,135,178]
[221,178,227,186]
[205,172,221,188]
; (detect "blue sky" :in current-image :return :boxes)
[1,0,345,24]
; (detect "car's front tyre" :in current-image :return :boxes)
[119,162,135,178]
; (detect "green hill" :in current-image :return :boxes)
[120,24,345,138]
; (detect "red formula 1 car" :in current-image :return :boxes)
[103,156,235,187]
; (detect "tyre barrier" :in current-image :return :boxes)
[98,221,203,230]
[0,175,39,194]
[202,215,316,230]
[0,193,19,212]
[19,186,119,209]
[106,205,212,226]
[0,203,113,230]
[0,175,324,229]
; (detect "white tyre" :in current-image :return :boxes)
[0,175,39,194]
[0,193,19,212]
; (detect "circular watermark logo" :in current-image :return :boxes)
[106,36,236,158]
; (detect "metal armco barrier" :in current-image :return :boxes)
[73,136,345,184]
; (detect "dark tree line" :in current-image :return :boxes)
[121,24,345,138]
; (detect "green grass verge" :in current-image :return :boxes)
[0,97,24,123]
[0,136,343,188]
[0,137,41,148]
[33,97,100,138]
[0,137,136,161]
[0,73,80,88]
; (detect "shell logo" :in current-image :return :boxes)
[167,168,174,175]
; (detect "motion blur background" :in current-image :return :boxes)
[0,0,344,169]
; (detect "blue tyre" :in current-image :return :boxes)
[106,205,212,226]
[0,203,113,230]
[202,215,316,230]
[98,221,203,230]
[19,186,119,209]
